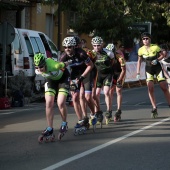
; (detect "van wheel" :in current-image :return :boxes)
[34,80,41,93]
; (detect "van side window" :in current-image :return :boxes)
[24,36,34,56]
[30,37,45,54]
[48,40,58,59]
[13,33,21,54]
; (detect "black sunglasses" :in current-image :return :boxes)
[35,65,44,69]
[142,38,149,40]
[64,46,72,49]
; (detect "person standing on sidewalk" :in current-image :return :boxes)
[136,32,170,118]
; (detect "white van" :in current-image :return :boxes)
[4,28,59,93]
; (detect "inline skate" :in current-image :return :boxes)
[74,120,87,136]
[83,116,90,130]
[151,108,158,118]
[58,122,68,140]
[38,128,55,143]
[95,111,103,128]
[114,109,122,122]
[89,114,97,132]
[105,110,112,125]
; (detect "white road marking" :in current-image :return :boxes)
[42,117,170,170]
[0,107,44,115]
[135,102,146,106]
[156,102,165,106]
[1,112,15,115]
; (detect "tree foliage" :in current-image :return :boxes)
[44,0,170,42]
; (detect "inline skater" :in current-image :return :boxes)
[91,36,115,124]
[74,36,98,129]
[159,44,170,93]
[136,32,170,118]
[60,37,95,135]
[106,43,126,122]
[34,53,70,142]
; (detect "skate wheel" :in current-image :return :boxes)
[86,123,90,130]
[100,122,102,129]
[45,137,50,143]
[58,133,64,140]
[82,129,86,134]
[74,131,78,136]
[78,129,83,135]
[38,136,44,143]
[114,116,119,122]
[151,113,158,119]
[50,135,55,142]
[106,119,109,125]
[93,124,96,133]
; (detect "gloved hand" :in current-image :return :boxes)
[116,81,122,88]
[151,59,158,65]
[67,59,73,65]
[136,73,140,80]
[70,84,78,92]
[78,76,85,82]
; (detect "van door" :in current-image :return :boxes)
[11,30,24,76]
[18,29,46,93]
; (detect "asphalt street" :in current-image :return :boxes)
[0,84,170,170]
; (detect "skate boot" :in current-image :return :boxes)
[74,120,87,136]
[58,122,68,140]
[38,127,55,143]
[105,110,112,125]
[89,114,97,132]
[114,109,122,122]
[95,111,103,128]
[151,108,158,118]
[83,116,90,130]
[89,114,97,126]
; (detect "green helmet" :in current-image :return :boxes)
[34,53,46,67]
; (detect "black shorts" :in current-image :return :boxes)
[96,72,112,88]
[145,64,165,82]
[45,69,70,96]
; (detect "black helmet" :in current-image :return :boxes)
[141,32,151,39]
[74,36,81,46]
[159,44,168,51]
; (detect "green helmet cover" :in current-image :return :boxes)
[34,53,46,67]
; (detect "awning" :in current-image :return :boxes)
[0,0,42,10]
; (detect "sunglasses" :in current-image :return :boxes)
[142,38,149,40]
[35,65,44,69]
[64,46,72,49]
[93,45,101,47]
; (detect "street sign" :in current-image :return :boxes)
[0,21,15,45]
[130,22,152,34]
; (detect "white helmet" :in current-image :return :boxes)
[62,37,76,47]
[106,43,115,51]
[91,36,103,45]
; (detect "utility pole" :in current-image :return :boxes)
[57,0,61,51]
